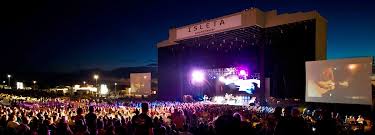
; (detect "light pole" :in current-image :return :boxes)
[7,74,11,86]
[33,80,36,90]
[93,75,99,96]
[83,81,86,86]
[93,75,99,86]
[114,83,117,98]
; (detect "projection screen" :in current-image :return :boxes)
[305,57,373,105]
[130,73,151,95]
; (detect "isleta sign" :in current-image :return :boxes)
[176,14,242,40]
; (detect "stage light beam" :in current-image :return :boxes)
[192,70,205,83]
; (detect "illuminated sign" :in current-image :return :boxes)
[176,14,242,40]
[16,82,24,89]
[100,84,109,95]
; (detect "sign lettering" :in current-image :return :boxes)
[176,15,241,40]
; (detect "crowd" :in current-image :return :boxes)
[0,92,373,135]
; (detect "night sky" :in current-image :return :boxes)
[1,0,374,72]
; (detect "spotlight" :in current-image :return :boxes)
[192,70,205,83]
[239,70,247,76]
[219,76,226,82]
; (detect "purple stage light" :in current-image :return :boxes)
[236,66,249,76]
[192,70,205,83]
[239,70,247,76]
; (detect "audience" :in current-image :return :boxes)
[0,92,372,135]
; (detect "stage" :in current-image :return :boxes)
[157,8,327,101]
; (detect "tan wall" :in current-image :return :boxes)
[169,28,177,41]
[315,16,328,60]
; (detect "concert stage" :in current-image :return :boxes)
[157,8,327,101]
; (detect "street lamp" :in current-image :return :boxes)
[83,81,86,85]
[93,75,99,86]
[114,83,117,98]
[33,81,37,90]
[7,74,11,86]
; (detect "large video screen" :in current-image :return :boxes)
[130,73,151,95]
[305,57,372,105]
[205,67,260,94]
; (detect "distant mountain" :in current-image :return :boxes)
[1,65,157,89]
[146,63,158,67]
